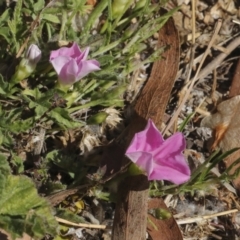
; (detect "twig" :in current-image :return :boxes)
[171,0,197,132]
[232,19,240,25]
[177,32,240,80]
[163,19,223,135]
[55,217,107,229]
[191,0,196,46]
[16,13,41,58]
[211,68,217,106]
[176,209,238,225]
[210,233,222,240]
[191,35,240,82]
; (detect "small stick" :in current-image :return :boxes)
[176,209,238,225]
[55,217,107,229]
[191,0,196,46]
[232,19,240,25]
[191,35,240,82]
[210,233,222,240]
[211,68,217,106]
[172,0,197,131]
[176,32,240,79]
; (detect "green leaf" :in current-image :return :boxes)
[33,0,45,12]
[45,150,83,176]
[82,0,108,40]
[0,154,10,195]
[42,13,61,24]
[49,107,83,129]
[0,176,44,215]
[0,27,10,42]
[178,112,195,132]
[13,0,23,24]
[23,88,43,99]
[0,74,16,96]
[0,9,10,24]
[56,209,87,224]
[23,89,54,119]
[10,154,24,174]
[0,175,58,239]
[97,55,115,66]
[0,215,26,239]
[0,154,11,177]
[34,105,49,118]
[8,118,34,133]
[0,130,13,147]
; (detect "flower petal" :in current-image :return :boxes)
[152,132,186,160]
[149,161,190,184]
[125,151,153,176]
[26,44,41,64]
[76,60,100,80]
[50,56,72,75]
[58,59,79,85]
[78,47,90,61]
[126,119,164,154]
[50,42,82,60]
[157,153,190,176]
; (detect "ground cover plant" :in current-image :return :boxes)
[0,0,240,239]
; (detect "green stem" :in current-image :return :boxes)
[91,39,121,57]
[82,0,108,43]
[59,9,67,40]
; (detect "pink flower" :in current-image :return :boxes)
[50,43,100,85]
[125,119,190,184]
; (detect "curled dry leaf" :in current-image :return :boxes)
[201,95,240,193]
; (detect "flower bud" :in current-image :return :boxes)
[151,208,172,220]
[25,44,42,65]
[87,112,108,125]
[11,44,41,83]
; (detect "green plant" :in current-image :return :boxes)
[0,0,179,238]
[149,148,240,197]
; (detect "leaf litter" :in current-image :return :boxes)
[1,0,240,239]
[162,0,240,239]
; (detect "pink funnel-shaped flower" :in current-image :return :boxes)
[50,42,100,85]
[125,119,190,184]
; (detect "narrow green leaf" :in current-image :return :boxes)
[0,9,10,23]
[0,27,10,42]
[42,13,61,24]
[49,107,83,128]
[23,88,43,99]
[178,112,195,132]
[33,0,45,12]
